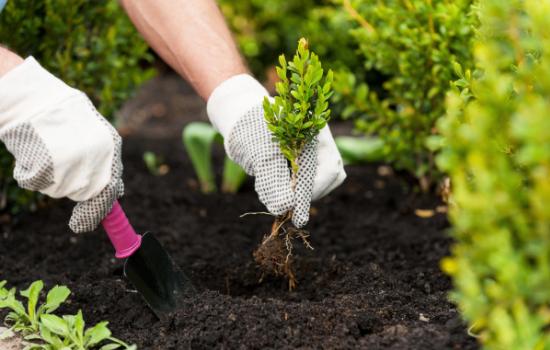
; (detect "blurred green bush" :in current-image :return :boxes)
[438,0,550,347]
[218,0,361,78]
[0,0,154,214]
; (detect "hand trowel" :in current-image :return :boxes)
[101,201,196,318]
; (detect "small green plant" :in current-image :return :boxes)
[0,280,135,349]
[142,152,169,177]
[0,281,69,336]
[37,310,136,350]
[438,0,550,347]
[255,38,333,289]
[221,157,248,194]
[263,38,333,174]
[182,122,247,194]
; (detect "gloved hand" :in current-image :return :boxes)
[207,74,346,228]
[0,57,123,233]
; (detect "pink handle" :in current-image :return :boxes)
[101,201,142,259]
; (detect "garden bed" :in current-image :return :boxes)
[0,74,477,349]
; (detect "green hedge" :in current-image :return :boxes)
[336,0,475,186]
[438,0,550,347]
[0,0,153,214]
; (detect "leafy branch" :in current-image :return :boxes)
[263,37,333,176]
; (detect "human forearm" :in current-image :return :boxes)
[0,46,24,77]
[120,0,248,100]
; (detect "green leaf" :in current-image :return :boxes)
[275,66,286,82]
[44,285,70,314]
[182,122,219,194]
[278,54,286,70]
[74,310,85,342]
[40,324,65,347]
[311,67,323,85]
[21,280,43,324]
[452,61,464,78]
[40,314,69,337]
[85,321,112,346]
[0,289,26,316]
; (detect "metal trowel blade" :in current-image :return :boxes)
[123,232,196,319]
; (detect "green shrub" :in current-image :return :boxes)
[221,0,477,186]
[438,0,550,347]
[335,0,476,186]
[0,0,154,214]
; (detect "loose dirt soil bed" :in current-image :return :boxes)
[0,74,477,349]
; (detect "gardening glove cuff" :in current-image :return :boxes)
[0,56,123,233]
[206,74,269,137]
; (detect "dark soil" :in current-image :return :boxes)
[0,73,478,349]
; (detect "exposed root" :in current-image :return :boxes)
[253,213,314,290]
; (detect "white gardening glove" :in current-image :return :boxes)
[0,57,123,233]
[207,74,346,228]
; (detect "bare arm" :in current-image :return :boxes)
[0,46,24,77]
[120,0,248,100]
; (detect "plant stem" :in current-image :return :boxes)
[290,168,298,193]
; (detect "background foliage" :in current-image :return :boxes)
[338,0,475,186]
[0,0,153,214]
[220,0,476,187]
[218,0,360,79]
[438,0,550,347]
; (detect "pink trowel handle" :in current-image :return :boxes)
[101,201,142,259]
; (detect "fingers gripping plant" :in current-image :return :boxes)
[255,38,333,289]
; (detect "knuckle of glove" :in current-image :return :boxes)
[0,123,54,191]
[292,212,309,229]
[292,186,311,228]
[69,176,122,233]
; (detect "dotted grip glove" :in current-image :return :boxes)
[0,57,123,233]
[207,74,346,228]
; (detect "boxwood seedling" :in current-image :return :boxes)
[254,38,333,289]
